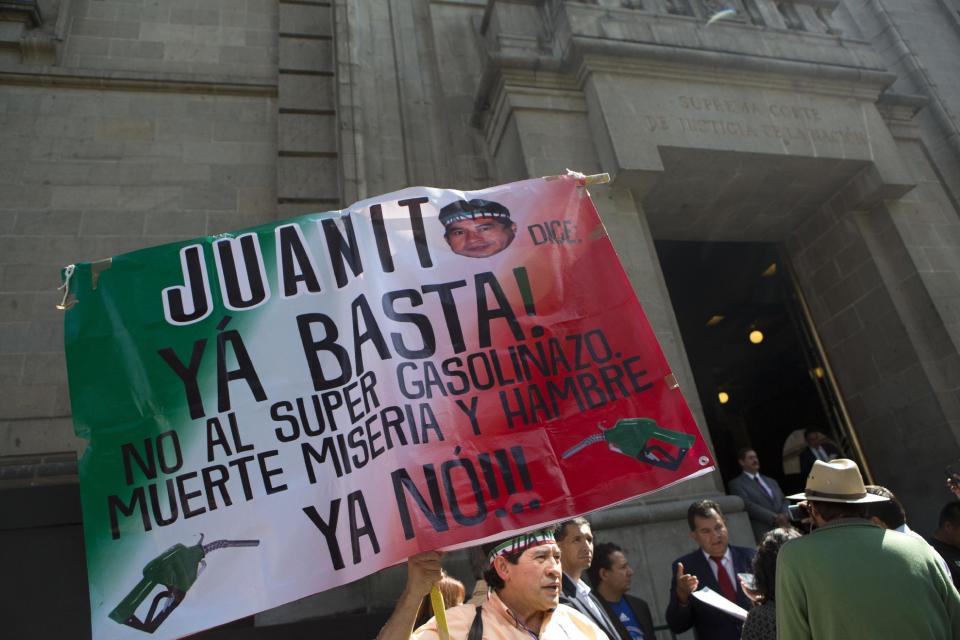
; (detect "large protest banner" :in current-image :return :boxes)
[62,174,714,639]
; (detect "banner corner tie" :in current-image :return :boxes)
[56,264,77,310]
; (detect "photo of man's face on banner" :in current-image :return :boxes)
[440,198,517,258]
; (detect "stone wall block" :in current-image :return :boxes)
[0,185,52,209]
[276,203,335,220]
[0,264,64,293]
[21,352,68,386]
[14,211,83,236]
[874,321,919,376]
[218,45,274,67]
[170,8,221,27]
[853,286,895,327]
[213,121,273,143]
[108,40,164,60]
[0,292,36,324]
[180,141,274,166]
[854,259,883,293]
[924,246,960,273]
[151,163,213,184]
[0,212,14,235]
[206,212,275,235]
[0,352,25,385]
[821,273,862,316]
[921,271,960,300]
[144,211,207,237]
[279,75,335,111]
[835,335,884,391]
[234,185,273,216]
[0,383,71,420]
[278,114,336,152]
[71,19,141,39]
[821,304,863,347]
[179,184,238,211]
[278,39,333,73]
[277,157,339,200]
[279,4,332,37]
[79,211,146,236]
[211,164,275,188]
[67,35,110,57]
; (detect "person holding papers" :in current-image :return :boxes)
[665,499,755,640]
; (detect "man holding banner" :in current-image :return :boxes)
[379,529,607,640]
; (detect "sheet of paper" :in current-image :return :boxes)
[691,587,749,621]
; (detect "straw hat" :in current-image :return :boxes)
[787,459,888,503]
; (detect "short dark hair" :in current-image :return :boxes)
[587,541,623,587]
[554,517,591,542]
[864,485,906,529]
[809,500,866,521]
[938,501,960,529]
[687,499,724,531]
[480,538,522,591]
[736,447,755,461]
[751,527,800,602]
[803,427,822,439]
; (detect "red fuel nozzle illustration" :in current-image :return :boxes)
[562,418,696,471]
[109,534,259,633]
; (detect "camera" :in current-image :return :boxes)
[788,503,809,523]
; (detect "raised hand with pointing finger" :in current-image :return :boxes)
[675,561,699,605]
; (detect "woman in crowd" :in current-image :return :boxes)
[412,572,466,629]
[740,527,800,640]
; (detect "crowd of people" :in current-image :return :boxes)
[375,431,960,639]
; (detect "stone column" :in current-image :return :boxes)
[785,112,960,519]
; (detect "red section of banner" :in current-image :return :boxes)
[379,175,713,554]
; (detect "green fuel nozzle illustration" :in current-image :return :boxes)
[109,534,260,634]
[562,418,696,471]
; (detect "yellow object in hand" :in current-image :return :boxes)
[430,584,449,640]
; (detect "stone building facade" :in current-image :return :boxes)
[2,0,960,636]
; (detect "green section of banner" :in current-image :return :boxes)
[65,219,289,581]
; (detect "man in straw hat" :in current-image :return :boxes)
[777,458,960,640]
[377,528,607,639]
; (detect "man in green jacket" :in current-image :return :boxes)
[777,459,960,640]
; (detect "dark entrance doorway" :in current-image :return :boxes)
[655,241,858,495]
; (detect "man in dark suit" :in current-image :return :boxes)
[798,427,840,481]
[555,518,624,640]
[589,542,656,640]
[666,499,756,640]
[727,447,790,542]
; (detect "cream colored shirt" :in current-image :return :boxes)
[411,589,606,640]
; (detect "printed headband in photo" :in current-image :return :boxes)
[487,529,556,566]
[439,198,511,227]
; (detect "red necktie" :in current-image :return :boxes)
[710,556,737,602]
